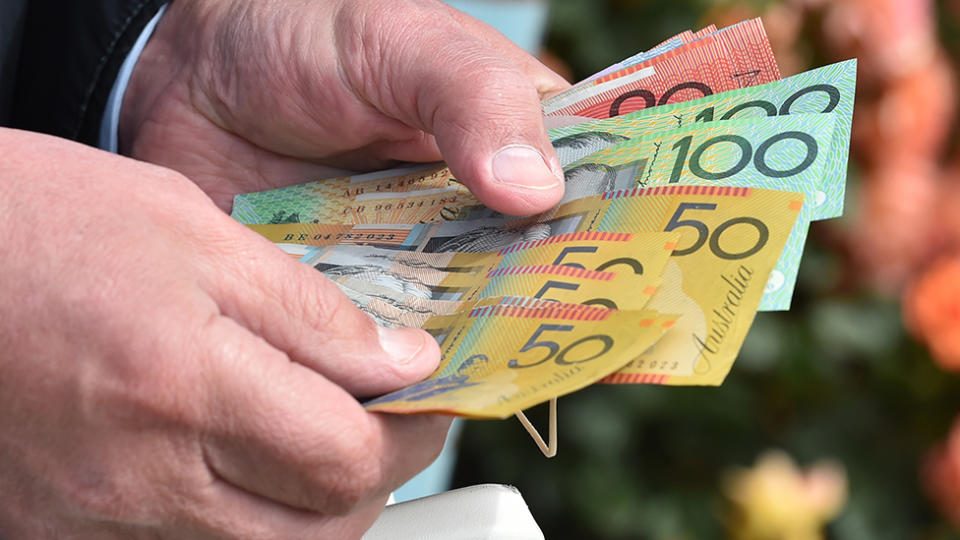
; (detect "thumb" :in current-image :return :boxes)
[203,219,442,398]
[343,5,566,216]
[411,43,567,216]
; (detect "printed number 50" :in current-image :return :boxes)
[665,202,769,260]
[508,324,614,368]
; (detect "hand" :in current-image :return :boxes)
[120,0,570,215]
[0,129,449,539]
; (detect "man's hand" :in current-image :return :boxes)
[120,0,570,214]
[0,129,449,539]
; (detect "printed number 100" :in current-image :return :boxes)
[668,131,818,182]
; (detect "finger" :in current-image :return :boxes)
[338,4,566,216]
[194,216,442,398]
[197,315,450,514]
[423,48,567,216]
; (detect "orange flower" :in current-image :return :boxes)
[934,166,960,253]
[904,256,960,371]
[850,160,939,292]
[821,0,937,81]
[852,53,956,165]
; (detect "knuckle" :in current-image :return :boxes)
[436,65,541,136]
[289,269,380,343]
[293,272,352,333]
[87,350,203,430]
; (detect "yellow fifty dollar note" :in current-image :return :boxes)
[303,231,678,310]
[328,256,666,327]
[559,187,803,386]
[364,297,677,418]
[332,279,462,328]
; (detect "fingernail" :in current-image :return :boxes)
[492,144,563,190]
[377,326,425,365]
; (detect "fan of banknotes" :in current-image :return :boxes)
[236,18,856,457]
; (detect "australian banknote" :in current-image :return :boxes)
[362,296,677,417]
[303,231,678,309]
[542,19,780,118]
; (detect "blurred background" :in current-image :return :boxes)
[441,0,960,538]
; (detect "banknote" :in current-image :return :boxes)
[712,18,781,92]
[597,20,775,88]
[230,163,465,224]
[328,261,664,329]
[250,186,804,383]
[549,59,858,218]
[542,34,736,117]
[363,296,678,417]
[580,25,716,84]
[231,182,479,225]
[554,187,801,383]
[542,19,780,119]
[580,19,777,90]
[302,231,678,309]
[332,278,463,328]
[526,114,836,213]
[332,263,662,310]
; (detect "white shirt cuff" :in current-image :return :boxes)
[98,3,169,153]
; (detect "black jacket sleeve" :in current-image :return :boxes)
[0,0,28,127]
[9,0,167,146]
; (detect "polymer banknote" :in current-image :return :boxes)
[542,19,780,118]
[302,231,678,309]
[362,296,678,417]
[231,163,462,224]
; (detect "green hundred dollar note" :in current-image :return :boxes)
[250,186,804,384]
[549,59,856,219]
[556,114,834,211]
[363,297,677,418]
